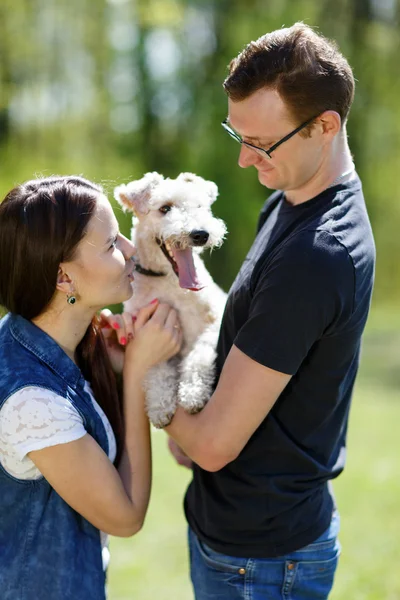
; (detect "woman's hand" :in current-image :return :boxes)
[98,309,135,374]
[124,300,182,379]
[99,300,182,377]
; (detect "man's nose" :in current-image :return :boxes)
[238,144,258,169]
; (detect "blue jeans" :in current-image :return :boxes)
[189,512,341,600]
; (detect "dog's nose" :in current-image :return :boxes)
[190,230,209,246]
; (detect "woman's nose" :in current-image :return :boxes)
[122,236,136,260]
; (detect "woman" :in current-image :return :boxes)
[0,175,182,600]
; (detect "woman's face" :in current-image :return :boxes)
[63,194,136,310]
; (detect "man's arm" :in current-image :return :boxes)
[166,344,291,472]
[166,232,354,472]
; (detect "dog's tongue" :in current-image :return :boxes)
[171,247,205,291]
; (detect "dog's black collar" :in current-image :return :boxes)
[134,263,166,277]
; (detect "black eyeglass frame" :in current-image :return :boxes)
[221,115,319,159]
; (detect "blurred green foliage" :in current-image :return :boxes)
[1,0,399,305]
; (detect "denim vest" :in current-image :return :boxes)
[0,313,110,600]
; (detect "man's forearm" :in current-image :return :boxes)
[165,405,201,456]
[165,402,236,472]
[165,346,291,471]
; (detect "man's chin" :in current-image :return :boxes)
[257,169,278,189]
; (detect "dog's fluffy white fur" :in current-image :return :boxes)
[114,172,227,428]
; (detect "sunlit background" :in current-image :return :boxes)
[1,1,399,598]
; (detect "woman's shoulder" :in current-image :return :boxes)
[1,386,84,429]
[0,386,86,467]
[0,316,73,404]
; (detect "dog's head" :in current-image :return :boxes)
[114,172,227,291]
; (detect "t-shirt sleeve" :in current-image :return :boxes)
[234,231,355,375]
[0,386,87,460]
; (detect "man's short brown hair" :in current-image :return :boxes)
[223,23,354,131]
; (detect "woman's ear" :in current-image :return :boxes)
[56,266,74,295]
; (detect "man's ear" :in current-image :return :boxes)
[114,172,164,215]
[318,110,341,139]
[56,266,74,295]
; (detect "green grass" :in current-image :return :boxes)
[107,326,400,599]
[107,430,192,600]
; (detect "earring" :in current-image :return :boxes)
[67,294,76,305]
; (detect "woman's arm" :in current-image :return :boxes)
[29,301,181,537]
[28,380,148,537]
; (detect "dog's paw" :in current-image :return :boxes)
[147,406,176,429]
[178,378,210,414]
[143,360,179,428]
[145,391,178,428]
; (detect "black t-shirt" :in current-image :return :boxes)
[184,176,375,558]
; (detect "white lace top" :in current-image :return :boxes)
[0,381,116,569]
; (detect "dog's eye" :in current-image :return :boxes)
[159,205,172,214]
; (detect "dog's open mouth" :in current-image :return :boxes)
[157,238,205,291]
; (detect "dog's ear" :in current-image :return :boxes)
[114,172,164,215]
[178,172,219,205]
[203,179,219,204]
[178,173,197,184]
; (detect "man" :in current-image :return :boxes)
[166,23,375,599]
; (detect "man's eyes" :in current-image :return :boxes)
[245,138,274,148]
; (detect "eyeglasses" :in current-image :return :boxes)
[221,115,318,159]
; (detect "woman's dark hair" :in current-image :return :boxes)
[0,176,124,462]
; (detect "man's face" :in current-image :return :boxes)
[227,88,324,193]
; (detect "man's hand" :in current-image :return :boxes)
[167,437,193,469]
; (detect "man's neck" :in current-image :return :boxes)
[284,136,355,206]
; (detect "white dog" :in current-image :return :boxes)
[114,172,227,428]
